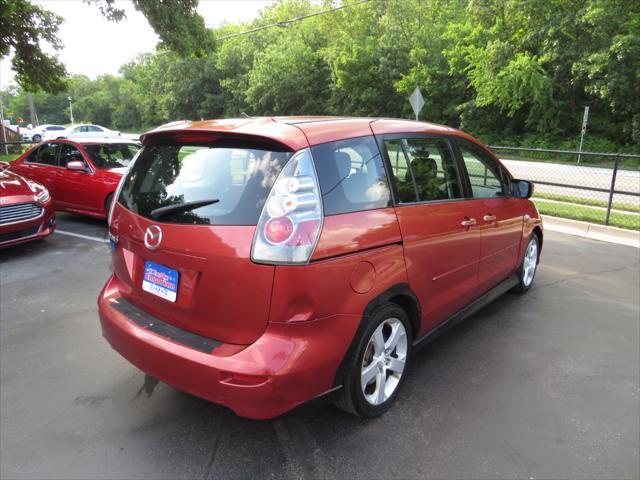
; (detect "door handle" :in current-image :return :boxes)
[461,217,477,227]
[483,214,497,222]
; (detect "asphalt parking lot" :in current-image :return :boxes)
[1,213,638,480]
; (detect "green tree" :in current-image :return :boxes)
[87,0,215,56]
[0,0,67,93]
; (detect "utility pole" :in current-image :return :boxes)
[68,96,74,124]
[577,106,589,164]
[0,94,8,155]
[27,94,37,126]
[0,57,8,155]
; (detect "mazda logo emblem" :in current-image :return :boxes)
[144,225,163,250]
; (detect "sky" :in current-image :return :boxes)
[0,0,285,89]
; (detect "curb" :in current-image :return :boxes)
[541,215,640,248]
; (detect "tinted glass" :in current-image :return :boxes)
[311,136,391,215]
[403,138,462,201]
[119,143,290,225]
[384,140,417,203]
[47,126,65,131]
[87,126,103,132]
[457,141,505,198]
[59,144,85,167]
[84,143,140,169]
[29,143,59,166]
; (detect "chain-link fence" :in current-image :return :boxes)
[490,146,640,231]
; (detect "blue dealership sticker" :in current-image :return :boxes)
[142,261,179,302]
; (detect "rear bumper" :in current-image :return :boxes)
[98,274,360,419]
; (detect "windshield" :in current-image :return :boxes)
[84,143,141,169]
[118,142,291,225]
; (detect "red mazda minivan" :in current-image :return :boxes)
[98,117,542,419]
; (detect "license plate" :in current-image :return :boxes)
[142,261,179,302]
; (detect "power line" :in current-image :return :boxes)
[216,0,373,41]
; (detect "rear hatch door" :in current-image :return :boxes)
[110,137,294,345]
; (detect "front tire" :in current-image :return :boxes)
[32,134,41,143]
[337,303,412,417]
[512,233,539,293]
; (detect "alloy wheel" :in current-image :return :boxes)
[523,238,538,287]
[361,318,408,406]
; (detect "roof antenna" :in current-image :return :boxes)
[240,112,250,118]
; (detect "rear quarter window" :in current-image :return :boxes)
[311,136,391,215]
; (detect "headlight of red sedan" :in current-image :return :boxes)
[26,180,50,203]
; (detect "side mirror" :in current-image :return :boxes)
[511,179,534,199]
[66,160,87,172]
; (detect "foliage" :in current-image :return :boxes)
[0,0,67,93]
[2,0,638,151]
[86,0,215,56]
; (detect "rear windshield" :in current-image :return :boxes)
[118,143,291,225]
[84,143,141,169]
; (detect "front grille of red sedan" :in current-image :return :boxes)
[0,203,43,225]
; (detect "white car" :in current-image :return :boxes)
[42,124,138,142]
[22,124,66,143]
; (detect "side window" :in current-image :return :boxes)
[457,141,505,199]
[59,144,85,167]
[384,140,417,203]
[88,126,103,132]
[74,126,84,133]
[385,137,462,203]
[311,136,392,215]
[28,143,59,166]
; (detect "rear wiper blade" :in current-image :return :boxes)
[150,199,219,219]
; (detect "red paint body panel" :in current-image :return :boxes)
[0,169,55,248]
[311,208,402,260]
[97,116,544,419]
[99,273,361,419]
[270,243,408,323]
[9,139,128,219]
[393,201,482,335]
[110,206,275,345]
[469,198,526,294]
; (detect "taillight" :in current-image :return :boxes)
[251,148,323,265]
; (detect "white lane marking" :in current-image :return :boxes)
[54,229,109,243]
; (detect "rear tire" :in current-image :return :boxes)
[105,193,114,218]
[336,303,412,418]
[512,233,539,293]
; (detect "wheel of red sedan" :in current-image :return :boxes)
[337,303,412,417]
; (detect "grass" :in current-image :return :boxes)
[533,192,640,213]
[533,199,640,231]
[0,153,19,163]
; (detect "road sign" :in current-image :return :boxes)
[409,87,425,120]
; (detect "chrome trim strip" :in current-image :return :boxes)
[0,202,45,226]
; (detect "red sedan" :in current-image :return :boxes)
[10,138,140,219]
[0,163,56,248]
